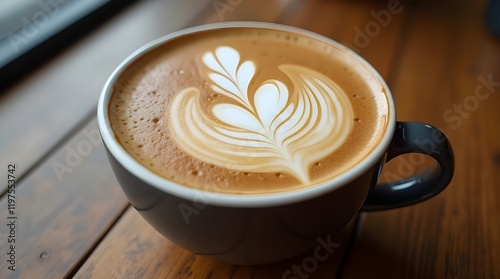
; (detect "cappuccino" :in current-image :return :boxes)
[109,26,389,194]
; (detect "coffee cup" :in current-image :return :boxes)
[97,22,454,265]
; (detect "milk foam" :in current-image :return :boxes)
[169,46,353,184]
[109,27,389,193]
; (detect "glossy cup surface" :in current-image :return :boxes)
[97,22,396,264]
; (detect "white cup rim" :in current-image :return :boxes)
[97,21,396,208]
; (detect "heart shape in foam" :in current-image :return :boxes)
[169,46,354,184]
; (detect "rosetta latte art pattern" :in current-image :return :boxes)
[169,46,354,184]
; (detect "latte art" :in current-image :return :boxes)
[169,46,354,183]
[109,27,389,194]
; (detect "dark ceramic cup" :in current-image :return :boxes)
[97,22,454,265]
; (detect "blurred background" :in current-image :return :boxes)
[0,1,498,278]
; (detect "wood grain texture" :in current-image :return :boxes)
[201,0,302,23]
[74,207,357,279]
[0,0,212,191]
[74,1,411,278]
[2,0,497,278]
[0,119,129,279]
[342,0,500,278]
[283,0,408,79]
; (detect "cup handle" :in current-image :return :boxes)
[361,122,455,211]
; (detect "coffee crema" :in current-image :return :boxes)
[109,27,389,194]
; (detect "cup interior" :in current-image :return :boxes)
[97,22,396,207]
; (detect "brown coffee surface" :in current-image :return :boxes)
[109,27,389,194]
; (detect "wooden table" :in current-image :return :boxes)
[1,0,499,278]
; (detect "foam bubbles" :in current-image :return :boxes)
[108,27,389,194]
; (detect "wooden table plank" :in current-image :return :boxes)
[284,0,408,80]
[1,0,496,278]
[0,0,212,191]
[201,0,303,22]
[342,1,500,278]
[0,119,129,279]
[73,207,357,279]
[74,1,412,278]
